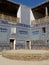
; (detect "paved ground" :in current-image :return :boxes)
[2,50,49,61]
[2,49,49,54]
[1,50,49,65]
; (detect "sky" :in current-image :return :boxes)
[12,0,46,7]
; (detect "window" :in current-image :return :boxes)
[42,27,46,33]
[11,28,16,34]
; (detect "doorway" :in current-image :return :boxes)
[9,39,14,50]
[26,41,31,49]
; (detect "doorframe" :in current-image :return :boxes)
[9,38,16,50]
[25,41,31,49]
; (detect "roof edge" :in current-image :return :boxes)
[8,0,30,8]
[31,1,49,9]
[7,0,20,6]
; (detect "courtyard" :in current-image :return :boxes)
[0,50,49,65]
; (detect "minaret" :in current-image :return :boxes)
[21,5,30,25]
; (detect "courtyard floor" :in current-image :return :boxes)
[0,55,49,65]
[0,50,49,65]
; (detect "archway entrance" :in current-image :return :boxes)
[26,41,31,49]
[9,39,16,50]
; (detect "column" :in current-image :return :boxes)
[29,41,31,50]
[45,7,48,16]
[14,40,16,50]
[2,13,4,20]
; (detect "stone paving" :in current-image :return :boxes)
[0,50,49,65]
[0,55,49,65]
[2,50,49,61]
